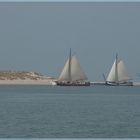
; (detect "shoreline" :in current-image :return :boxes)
[0,79,56,85]
[0,71,57,85]
[0,80,140,86]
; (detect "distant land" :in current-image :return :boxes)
[0,71,56,85]
[0,71,140,86]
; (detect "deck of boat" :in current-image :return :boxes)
[56,81,90,86]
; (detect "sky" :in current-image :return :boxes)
[0,2,140,81]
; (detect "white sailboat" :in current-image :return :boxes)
[106,54,133,86]
[56,49,90,86]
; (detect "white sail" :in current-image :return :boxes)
[58,58,70,81]
[106,58,132,82]
[58,55,88,81]
[117,60,132,81]
[106,60,116,82]
[70,56,88,81]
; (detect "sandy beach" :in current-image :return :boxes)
[0,71,56,85]
[0,79,56,85]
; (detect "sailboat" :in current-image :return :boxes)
[56,49,90,86]
[105,54,133,86]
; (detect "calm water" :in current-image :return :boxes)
[0,85,140,138]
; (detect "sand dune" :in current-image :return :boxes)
[0,71,56,85]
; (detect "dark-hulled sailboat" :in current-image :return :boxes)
[56,49,90,86]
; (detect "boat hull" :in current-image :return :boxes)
[56,81,90,86]
[106,81,133,86]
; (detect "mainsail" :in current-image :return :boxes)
[58,53,88,82]
[117,60,132,81]
[106,56,132,82]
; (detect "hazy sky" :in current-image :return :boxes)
[0,2,140,81]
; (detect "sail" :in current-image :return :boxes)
[70,56,88,81]
[106,60,117,82]
[58,58,70,81]
[117,60,132,81]
[58,55,88,81]
[106,59,132,82]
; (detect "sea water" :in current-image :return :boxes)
[0,85,140,138]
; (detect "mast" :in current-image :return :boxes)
[68,48,72,81]
[115,53,118,83]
